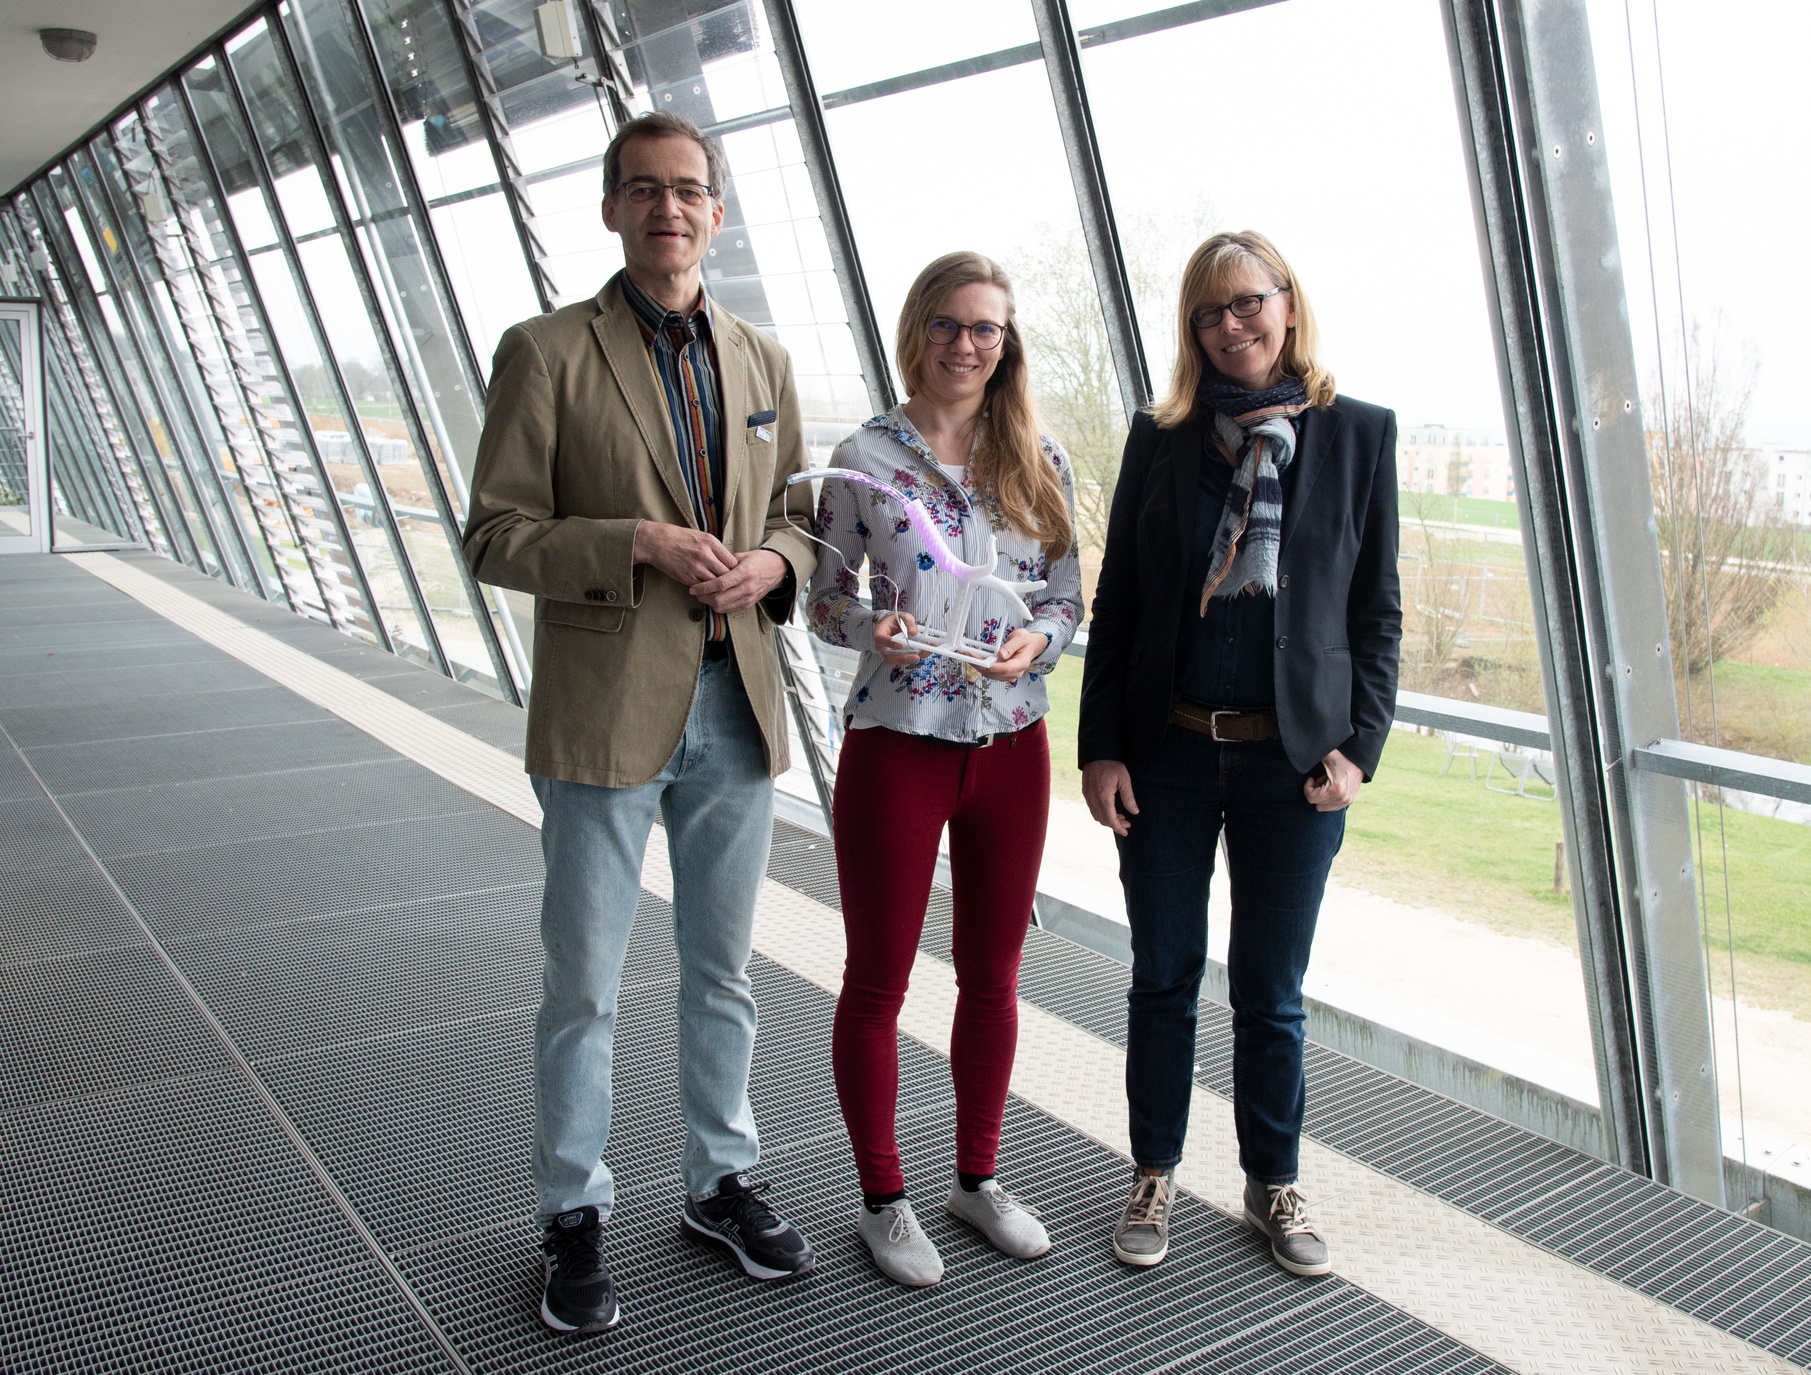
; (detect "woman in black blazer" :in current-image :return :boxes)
[1079,231,1401,1278]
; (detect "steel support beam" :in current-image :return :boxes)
[761,0,896,413]
[1029,0,1150,420]
[1441,0,1721,1202]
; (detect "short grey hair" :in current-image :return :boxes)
[601,111,726,200]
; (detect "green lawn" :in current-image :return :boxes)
[1693,801,1811,1015]
[1684,660,1811,765]
[1040,684,1811,1018]
[1398,492,1522,530]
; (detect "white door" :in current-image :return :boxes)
[0,302,47,553]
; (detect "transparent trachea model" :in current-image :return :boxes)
[787,468,1046,668]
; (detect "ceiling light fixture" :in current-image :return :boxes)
[40,29,99,62]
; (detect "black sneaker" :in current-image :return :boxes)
[682,1173,815,1280]
[540,1205,620,1333]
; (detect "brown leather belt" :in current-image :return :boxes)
[1171,700,1279,742]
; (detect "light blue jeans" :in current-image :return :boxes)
[531,657,775,1218]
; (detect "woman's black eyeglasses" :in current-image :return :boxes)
[1189,286,1289,330]
[926,317,1005,350]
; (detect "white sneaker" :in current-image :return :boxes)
[945,1179,1052,1259]
[857,1199,944,1287]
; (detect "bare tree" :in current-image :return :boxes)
[1014,231,1126,565]
[1398,489,1473,692]
[1647,323,1787,674]
[1009,208,1212,573]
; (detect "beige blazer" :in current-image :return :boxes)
[462,275,816,787]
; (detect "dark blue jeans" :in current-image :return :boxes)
[1118,726,1345,1184]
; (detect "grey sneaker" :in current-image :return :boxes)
[1244,1178,1331,1277]
[945,1179,1051,1259]
[1111,1169,1174,1267]
[857,1199,944,1287]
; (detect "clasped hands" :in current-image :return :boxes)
[1082,746,1363,836]
[633,521,785,615]
[873,611,1049,683]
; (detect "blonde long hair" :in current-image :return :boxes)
[896,252,1072,555]
[1151,230,1336,428]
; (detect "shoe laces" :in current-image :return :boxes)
[716,1177,781,1234]
[881,1200,922,1245]
[1124,1172,1171,1226]
[545,1217,605,1279]
[979,1183,1040,1219]
[1266,1183,1316,1237]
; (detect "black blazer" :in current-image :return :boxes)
[1078,397,1402,778]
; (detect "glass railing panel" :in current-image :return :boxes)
[1586,0,1811,1216]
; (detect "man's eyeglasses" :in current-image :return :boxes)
[617,179,717,207]
[1189,286,1289,330]
[926,317,1005,350]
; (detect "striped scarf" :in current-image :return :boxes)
[1197,375,1311,612]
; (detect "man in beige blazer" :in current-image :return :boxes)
[462,112,818,1334]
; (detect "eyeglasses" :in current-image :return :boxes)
[617,179,717,207]
[926,317,1005,350]
[1189,286,1289,330]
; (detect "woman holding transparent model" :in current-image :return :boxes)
[1079,231,1401,1277]
[804,251,1083,1286]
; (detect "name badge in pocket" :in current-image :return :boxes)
[747,409,776,443]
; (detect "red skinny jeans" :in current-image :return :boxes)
[830,720,1050,1196]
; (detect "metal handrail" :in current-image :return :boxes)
[1050,628,1807,806]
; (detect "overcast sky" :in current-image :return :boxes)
[791,0,1808,447]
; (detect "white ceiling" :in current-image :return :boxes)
[0,0,261,195]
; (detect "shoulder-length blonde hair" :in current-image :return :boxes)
[896,252,1072,555]
[1150,230,1336,428]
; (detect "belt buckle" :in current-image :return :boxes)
[973,733,996,749]
[1208,709,1238,742]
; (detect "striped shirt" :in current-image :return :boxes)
[620,271,727,640]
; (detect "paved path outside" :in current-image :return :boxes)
[1038,794,1811,1174]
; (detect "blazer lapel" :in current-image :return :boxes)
[1281,403,1340,553]
[590,284,697,528]
[715,316,749,528]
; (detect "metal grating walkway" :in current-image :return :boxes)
[0,550,1805,1374]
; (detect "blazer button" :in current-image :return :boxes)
[1278,574,1290,588]
[689,607,704,622]
[604,589,618,603]
[1276,635,1288,649]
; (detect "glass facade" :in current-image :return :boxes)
[1583,0,1811,1219]
[4,0,1806,1234]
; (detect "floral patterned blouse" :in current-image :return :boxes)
[803,407,1084,743]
